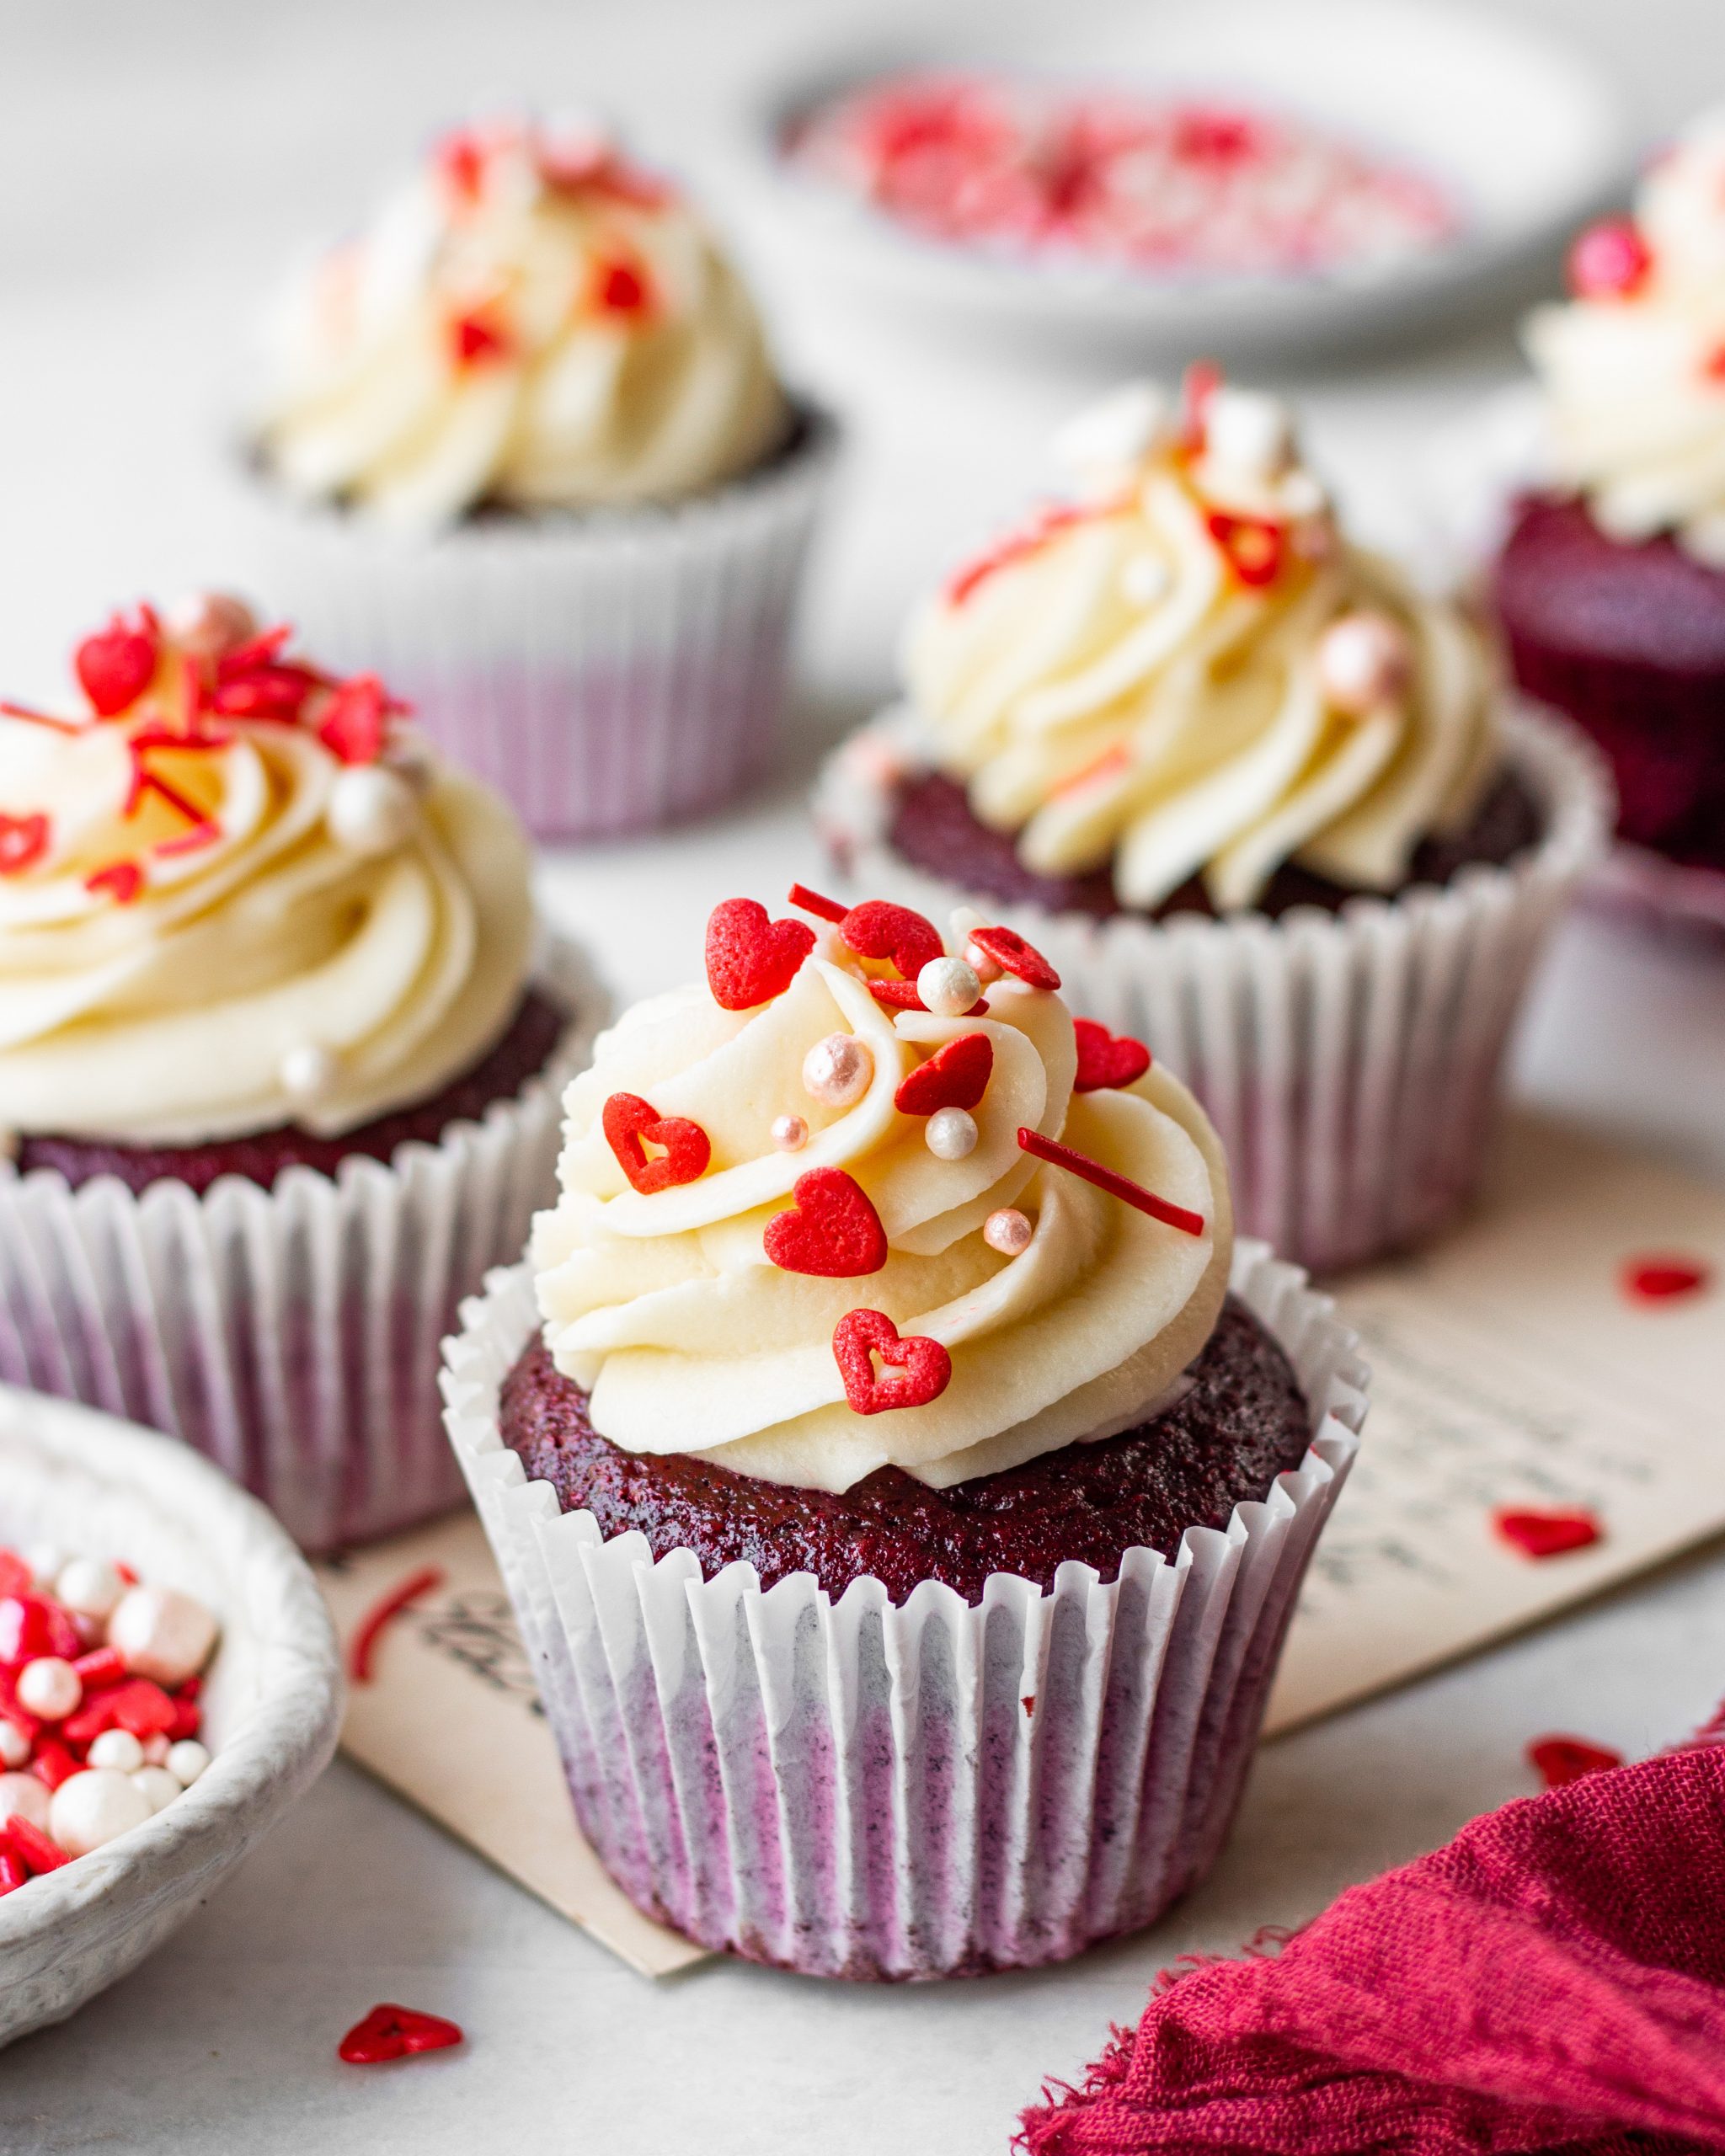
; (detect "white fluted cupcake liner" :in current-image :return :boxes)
[235,408,841,841]
[440,1241,1365,1980]
[815,705,1610,1273]
[0,935,605,1555]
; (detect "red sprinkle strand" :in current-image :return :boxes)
[348,1566,446,1685]
[6,1814,69,1875]
[1494,1508,1602,1561]
[787,881,850,925]
[1180,360,1223,452]
[1017,1127,1206,1237]
[0,1849,26,1896]
[339,2003,464,2066]
[1528,1735,1624,1790]
[1621,1254,1713,1305]
[84,862,144,905]
[0,700,82,735]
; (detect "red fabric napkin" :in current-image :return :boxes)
[1018,1737,1725,2155]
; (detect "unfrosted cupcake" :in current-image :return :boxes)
[1493,109,1725,875]
[242,113,837,839]
[441,887,1365,1978]
[816,376,1608,1270]
[0,593,602,1551]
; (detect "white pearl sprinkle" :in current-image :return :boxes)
[1119,552,1171,608]
[0,1771,49,1828]
[131,1765,183,1815]
[925,1107,979,1161]
[0,1722,31,1770]
[88,1728,146,1774]
[15,1657,81,1721]
[280,1043,339,1107]
[50,1768,152,1857]
[1316,611,1413,715]
[1203,387,1293,478]
[55,1556,123,1624]
[983,1207,1034,1257]
[107,1586,218,1690]
[802,1033,873,1109]
[916,957,981,1017]
[771,1114,809,1152]
[166,1738,211,1788]
[325,764,419,857]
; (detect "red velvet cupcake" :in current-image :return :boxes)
[443,889,1365,1978]
[0,594,601,1550]
[1493,109,1725,875]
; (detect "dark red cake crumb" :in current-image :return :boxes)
[17,990,569,1197]
[1493,493,1725,866]
[499,1295,1311,1604]
[886,765,1542,924]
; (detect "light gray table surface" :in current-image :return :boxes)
[3,3,1724,2149]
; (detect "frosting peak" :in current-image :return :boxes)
[531,892,1232,1494]
[253,115,788,528]
[902,375,1498,911]
[0,596,533,1146]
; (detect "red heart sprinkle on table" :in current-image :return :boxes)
[1621,1254,1712,1305]
[967,925,1060,991]
[84,861,144,905]
[338,2004,464,2066]
[75,613,159,717]
[1493,1508,1601,1560]
[1017,1127,1204,1236]
[602,1093,712,1195]
[1073,1017,1151,1092]
[786,881,849,925]
[764,1168,888,1278]
[832,1310,952,1415]
[895,1033,994,1116]
[0,813,50,876]
[705,899,815,1010]
[839,899,943,982]
[1527,1735,1623,1790]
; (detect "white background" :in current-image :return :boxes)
[2,2,1724,2149]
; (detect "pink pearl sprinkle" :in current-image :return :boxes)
[984,1208,1034,1257]
[772,1114,809,1152]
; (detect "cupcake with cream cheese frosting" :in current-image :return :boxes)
[817,375,1608,1271]
[1492,109,1725,878]
[239,112,837,838]
[0,591,604,1551]
[441,886,1365,1977]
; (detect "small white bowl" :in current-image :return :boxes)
[0,1384,343,2048]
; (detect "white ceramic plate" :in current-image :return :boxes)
[0,1386,343,2048]
[747,0,1630,357]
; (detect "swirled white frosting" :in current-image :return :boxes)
[902,382,1498,911]
[0,608,533,1145]
[1525,109,1725,564]
[252,116,788,528]
[532,917,1232,1493]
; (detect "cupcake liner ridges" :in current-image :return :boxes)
[238,410,841,842]
[816,706,1610,1273]
[0,935,606,1556]
[440,1241,1365,1981]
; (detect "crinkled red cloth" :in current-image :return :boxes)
[1018,1740,1725,2155]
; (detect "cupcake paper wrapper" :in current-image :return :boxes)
[440,1242,1365,1981]
[237,411,841,842]
[815,706,1610,1273]
[0,935,606,1556]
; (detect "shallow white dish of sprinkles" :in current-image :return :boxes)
[745,0,1630,358]
[0,1386,342,2049]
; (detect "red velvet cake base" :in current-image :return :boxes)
[1493,493,1725,866]
[886,766,1543,924]
[16,990,568,1198]
[499,1294,1311,1605]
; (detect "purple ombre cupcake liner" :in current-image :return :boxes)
[0,935,606,1555]
[237,408,840,841]
[440,1241,1366,1981]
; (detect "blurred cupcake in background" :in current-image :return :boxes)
[1493,108,1725,881]
[816,374,1608,1270]
[0,593,602,1550]
[241,112,837,839]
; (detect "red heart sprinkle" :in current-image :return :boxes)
[1493,1508,1601,1560]
[1527,1735,1623,1790]
[318,675,397,765]
[1073,1017,1151,1092]
[592,257,654,318]
[967,925,1060,991]
[840,899,943,982]
[868,979,989,1017]
[602,1092,711,1195]
[74,614,159,717]
[0,813,49,876]
[895,1033,994,1116]
[84,861,144,905]
[764,1168,888,1278]
[832,1309,952,1416]
[705,899,815,1011]
[338,2003,464,2066]
[1621,1253,1712,1304]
